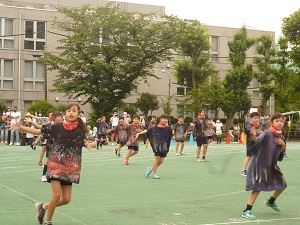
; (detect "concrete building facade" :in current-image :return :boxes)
[0,0,275,119]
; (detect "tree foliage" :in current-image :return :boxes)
[26,100,55,115]
[135,92,159,116]
[253,34,276,115]
[0,99,6,112]
[221,26,254,129]
[282,8,300,67]
[174,20,215,114]
[43,4,186,118]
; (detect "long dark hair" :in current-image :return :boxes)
[65,104,87,135]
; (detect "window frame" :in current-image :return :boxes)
[0,59,14,90]
[0,18,14,49]
[23,60,45,91]
[24,20,46,51]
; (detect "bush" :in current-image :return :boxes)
[26,100,55,116]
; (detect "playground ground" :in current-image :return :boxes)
[0,140,299,225]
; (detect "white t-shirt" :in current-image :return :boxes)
[110,116,119,127]
[11,111,21,124]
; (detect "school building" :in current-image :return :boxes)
[0,0,275,119]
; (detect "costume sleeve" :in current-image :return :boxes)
[247,131,267,154]
[41,124,55,138]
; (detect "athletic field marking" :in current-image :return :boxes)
[198,217,300,225]
[0,183,87,225]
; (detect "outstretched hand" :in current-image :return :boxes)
[7,121,21,132]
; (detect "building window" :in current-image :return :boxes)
[24,21,45,50]
[252,78,260,88]
[253,90,260,98]
[0,59,13,90]
[24,61,45,90]
[210,36,219,62]
[0,18,14,49]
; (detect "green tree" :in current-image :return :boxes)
[135,92,159,116]
[174,20,215,114]
[221,26,254,130]
[160,96,173,116]
[282,8,300,67]
[253,34,276,115]
[26,100,55,115]
[43,4,186,118]
[0,99,6,112]
[273,36,299,112]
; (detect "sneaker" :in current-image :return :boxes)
[117,153,121,157]
[41,175,47,182]
[44,222,52,225]
[242,210,255,219]
[180,152,185,155]
[200,158,209,162]
[124,160,129,165]
[153,174,160,179]
[264,200,281,212]
[196,158,201,162]
[1,141,3,143]
[176,153,179,156]
[146,167,152,178]
[241,170,247,176]
[114,148,117,155]
[9,142,13,146]
[16,142,19,146]
[35,203,46,224]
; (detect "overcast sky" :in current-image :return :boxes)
[124,0,300,41]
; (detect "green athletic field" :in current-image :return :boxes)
[0,141,299,225]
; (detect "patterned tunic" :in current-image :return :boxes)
[246,130,287,191]
[126,124,144,147]
[113,124,127,145]
[173,123,188,142]
[193,117,208,138]
[41,124,85,184]
[147,126,173,153]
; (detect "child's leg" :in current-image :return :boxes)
[56,185,72,207]
[129,150,138,157]
[272,189,285,199]
[243,156,251,171]
[124,149,131,161]
[202,144,208,158]
[44,180,63,222]
[175,142,179,154]
[180,142,184,152]
[151,156,164,174]
[247,190,260,207]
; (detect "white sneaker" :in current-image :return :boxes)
[9,142,13,146]
[197,158,201,162]
[1,141,3,143]
[176,153,179,156]
[41,175,47,182]
[111,143,114,146]
[16,142,20,146]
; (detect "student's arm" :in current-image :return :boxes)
[135,129,148,139]
[10,121,42,135]
[24,117,42,129]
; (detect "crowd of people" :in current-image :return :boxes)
[1,106,290,224]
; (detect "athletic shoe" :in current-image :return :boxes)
[112,143,114,146]
[264,200,281,212]
[41,175,47,182]
[196,158,201,162]
[146,167,152,178]
[9,142,13,146]
[124,160,129,165]
[200,158,209,162]
[44,222,52,225]
[35,203,46,224]
[117,153,120,157]
[242,210,255,219]
[241,170,247,176]
[176,153,179,156]
[114,148,117,155]
[180,152,185,155]
[1,141,3,143]
[16,142,20,146]
[153,174,160,179]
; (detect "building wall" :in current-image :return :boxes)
[0,0,275,119]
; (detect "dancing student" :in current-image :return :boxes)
[136,114,174,179]
[173,115,188,156]
[123,115,144,165]
[11,104,95,225]
[241,112,262,176]
[242,113,287,220]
